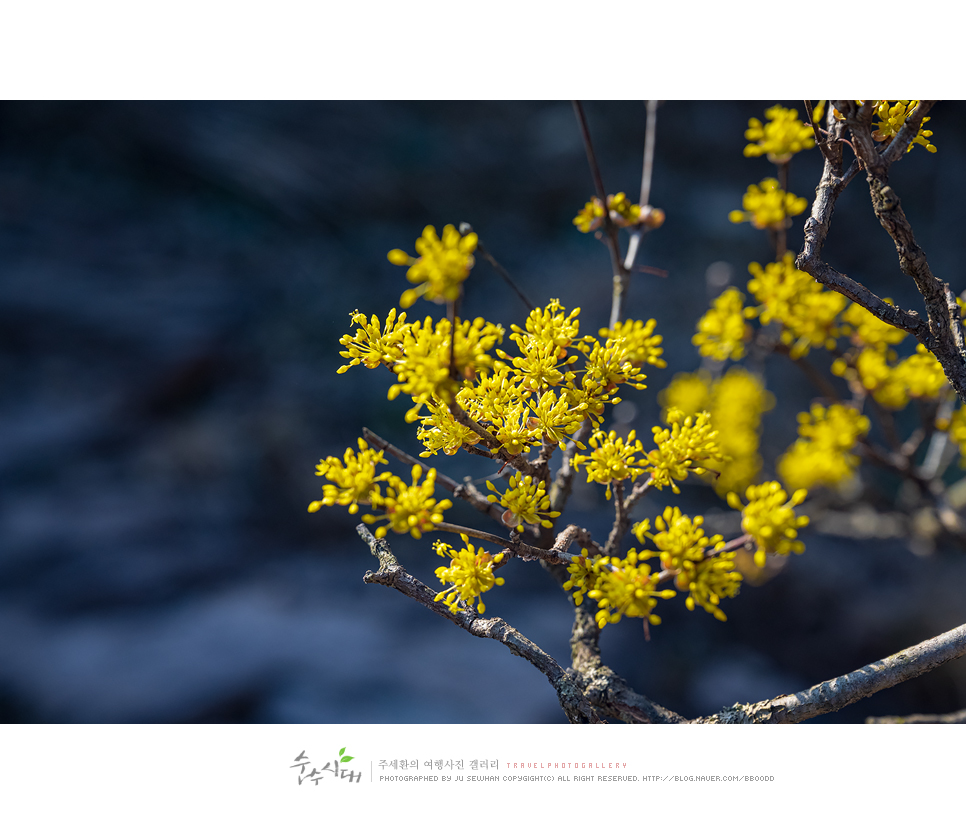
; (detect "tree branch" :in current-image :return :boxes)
[357,523,603,723]
[694,621,966,723]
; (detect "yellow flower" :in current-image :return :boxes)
[607,192,642,226]
[434,534,506,615]
[872,101,936,153]
[600,318,667,369]
[746,252,847,358]
[573,197,605,233]
[362,465,453,539]
[837,343,947,411]
[586,549,676,628]
[416,400,482,457]
[743,105,816,162]
[563,549,597,607]
[777,404,870,492]
[309,438,392,515]
[634,507,739,621]
[705,368,774,495]
[511,298,584,352]
[729,179,808,230]
[659,371,712,420]
[388,224,478,308]
[894,344,947,400]
[337,309,408,373]
[388,315,504,423]
[850,347,908,409]
[727,482,808,568]
[692,287,748,362]
[841,301,907,352]
[573,429,648,493]
[486,472,560,531]
[646,408,727,493]
[678,552,742,621]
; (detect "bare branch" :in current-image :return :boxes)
[694,621,966,723]
[357,524,603,723]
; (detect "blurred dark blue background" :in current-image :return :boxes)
[1,101,964,723]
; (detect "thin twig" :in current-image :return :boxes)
[572,100,628,329]
[460,223,535,312]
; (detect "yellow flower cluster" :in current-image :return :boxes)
[833,303,948,409]
[573,429,648,494]
[872,101,936,153]
[572,194,665,233]
[659,368,774,495]
[729,179,808,230]
[309,438,391,515]
[727,482,808,568]
[777,403,870,492]
[746,252,847,358]
[584,550,677,628]
[692,287,748,362]
[360,465,454,539]
[573,197,605,233]
[743,105,816,162]
[433,534,505,614]
[339,310,504,423]
[841,300,907,351]
[634,508,740,622]
[599,318,667,369]
[387,224,478,308]
[646,408,727,493]
[838,344,948,410]
[486,472,560,531]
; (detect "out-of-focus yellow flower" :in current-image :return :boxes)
[573,197,605,233]
[746,252,847,358]
[729,179,808,230]
[834,340,948,411]
[693,287,749,362]
[777,404,869,492]
[660,368,773,496]
[659,371,712,419]
[607,192,641,226]
[743,105,815,162]
[434,534,505,615]
[388,224,478,308]
[894,344,947,400]
[841,301,907,352]
[727,481,808,568]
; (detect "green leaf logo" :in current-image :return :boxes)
[339,747,354,764]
